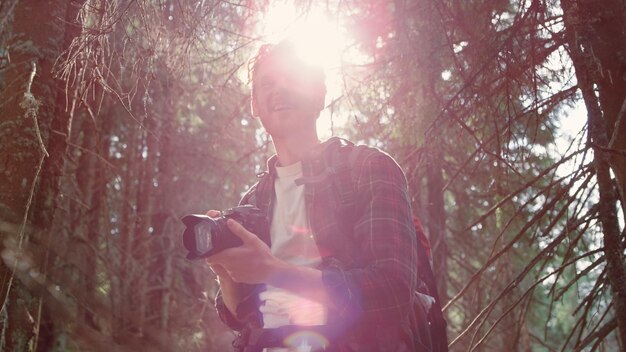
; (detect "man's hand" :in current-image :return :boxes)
[204,210,331,308]
[204,210,251,319]
[206,215,286,285]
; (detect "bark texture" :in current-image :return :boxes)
[562,0,626,347]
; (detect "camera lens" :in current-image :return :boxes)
[182,215,220,259]
[194,221,214,254]
[181,207,260,260]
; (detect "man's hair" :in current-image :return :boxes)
[247,39,326,91]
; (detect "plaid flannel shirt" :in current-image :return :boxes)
[215,138,422,351]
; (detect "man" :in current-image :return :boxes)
[206,40,432,351]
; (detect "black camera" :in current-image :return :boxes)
[181,205,266,260]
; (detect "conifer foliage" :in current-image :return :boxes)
[0,1,624,351]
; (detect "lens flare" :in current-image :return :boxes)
[283,330,330,352]
[255,1,367,138]
[262,1,347,71]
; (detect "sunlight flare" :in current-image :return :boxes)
[257,1,357,137]
[261,1,348,70]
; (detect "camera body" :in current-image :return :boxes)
[181,205,266,260]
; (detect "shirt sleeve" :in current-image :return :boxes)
[214,180,269,331]
[214,288,246,331]
[320,151,419,327]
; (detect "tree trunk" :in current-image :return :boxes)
[567,0,626,214]
[562,0,626,347]
[74,113,106,331]
[427,151,449,303]
[0,1,81,350]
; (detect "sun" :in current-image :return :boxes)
[258,1,355,138]
[261,2,347,70]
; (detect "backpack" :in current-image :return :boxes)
[246,137,449,351]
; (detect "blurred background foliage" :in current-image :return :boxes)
[0,0,624,351]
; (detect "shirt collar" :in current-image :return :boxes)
[264,138,336,177]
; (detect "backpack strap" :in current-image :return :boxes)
[323,137,370,237]
[413,219,449,352]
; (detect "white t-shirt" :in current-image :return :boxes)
[259,161,328,330]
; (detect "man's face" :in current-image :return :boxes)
[252,54,325,139]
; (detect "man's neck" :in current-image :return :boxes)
[273,133,321,166]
